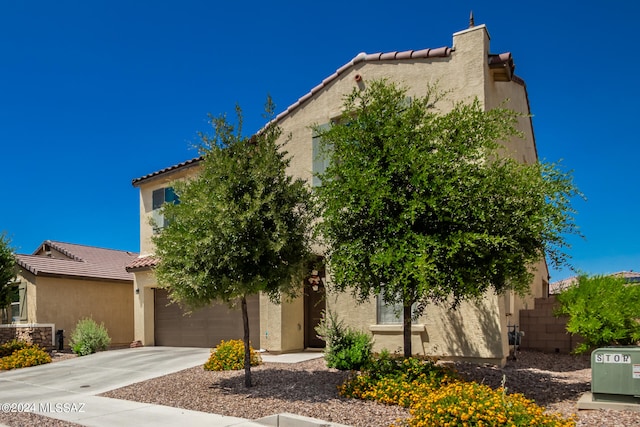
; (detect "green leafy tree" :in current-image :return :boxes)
[555,274,640,353]
[314,80,581,357]
[0,233,16,323]
[153,98,314,387]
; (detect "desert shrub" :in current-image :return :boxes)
[0,339,30,357]
[204,339,262,371]
[555,274,640,353]
[0,344,51,370]
[340,352,575,426]
[340,351,456,407]
[404,380,575,427]
[315,310,373,370]
[69,318,111,356]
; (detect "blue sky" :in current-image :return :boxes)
[1,1,638,283]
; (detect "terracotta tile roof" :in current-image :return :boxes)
[488,52,516,82]
[15,240,138,282]
[125,256,159,272]
[131,157,202,187]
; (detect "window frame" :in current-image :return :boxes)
[151,187,178,233]
[376,294,418,325]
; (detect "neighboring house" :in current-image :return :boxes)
[10,240,138,348]
[128,22,549,365]
[548,276,579,295]
[548,270,640,295]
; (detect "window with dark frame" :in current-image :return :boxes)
[152,187,179,233]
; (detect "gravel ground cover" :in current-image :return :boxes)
[2,350,640,426]
[101,350,640,427]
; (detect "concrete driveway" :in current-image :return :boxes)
[0,346,255,426]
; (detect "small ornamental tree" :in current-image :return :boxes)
[153,98,314,387]
[555,274,640,353]
[314,80,581,357]
[0,233,16,323]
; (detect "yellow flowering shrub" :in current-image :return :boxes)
[0,344,52,370]
[0,339,30,357]
[340,352,576,427]
[405,381,576,427]
[203,339,262,371]
[339,353,456,407]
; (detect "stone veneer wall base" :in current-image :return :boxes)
[0,324,55,350]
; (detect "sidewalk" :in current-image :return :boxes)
[0,347,345,427]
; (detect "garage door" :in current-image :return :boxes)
[154,289,260,348]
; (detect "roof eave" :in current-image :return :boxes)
[131,157,203,187]
[272,46,452,125]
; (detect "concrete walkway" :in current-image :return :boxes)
[0,347,340,427]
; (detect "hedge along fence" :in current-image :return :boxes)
[0,324,55,350]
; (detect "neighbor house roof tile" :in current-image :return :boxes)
[549,271,640,294]
[15,240,138,282]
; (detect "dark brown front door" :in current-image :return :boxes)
[304,279,326,348]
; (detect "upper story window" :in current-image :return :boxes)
[152,187,178,233]
[312,123,332,187]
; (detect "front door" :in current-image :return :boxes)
[304,270,326,348]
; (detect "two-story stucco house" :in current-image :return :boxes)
[127,22,549,365]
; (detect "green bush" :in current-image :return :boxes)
[69,318,111,356]
[204,339,262,371]
[0,339,30,357]
[555,274,640,353]
[340,354,575,426]
[340,351,456,407]
[315,310,373,370]
[0,344,51,370]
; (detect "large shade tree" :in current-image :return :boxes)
[314,80,581,357]
[153,100,315,386]
[0,233,16,323]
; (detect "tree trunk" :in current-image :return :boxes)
[403,302,412,358]
[241,295,252,387]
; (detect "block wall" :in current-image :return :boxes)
[519,296,583,353]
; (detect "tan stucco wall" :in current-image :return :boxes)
[278,25,520,196]
[132,269,156,345]
[20,274,133,348]
[136,165,201,256]
[326,280,507,364]
[259,293,304,353]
